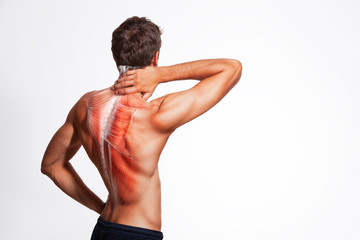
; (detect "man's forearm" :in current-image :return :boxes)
[157,58,239,83]
[43,163,104,214]
[111,58,241,96]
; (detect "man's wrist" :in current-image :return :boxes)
[156,66,170,84]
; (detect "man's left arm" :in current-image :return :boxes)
[41,96,104,214]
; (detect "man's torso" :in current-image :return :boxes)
[75,88,170,231]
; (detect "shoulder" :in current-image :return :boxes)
[147,95,175,133]
[67,90,96,126]
[147,95,167,121]
[149,95,166,110]
[75,91,96,111]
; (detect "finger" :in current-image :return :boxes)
[115,86,138,95]
[112,80,135,90]
[125,70,136,76]
[142,92,152,101]
[116,75,135,84]
[122,70,136,77]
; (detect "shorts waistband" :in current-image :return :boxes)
[96,216,163,239]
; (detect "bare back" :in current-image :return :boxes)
[41,59,241,235]
[73,59,241,232]
[77,88,170,231]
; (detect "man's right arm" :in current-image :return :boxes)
[114,59,242,132]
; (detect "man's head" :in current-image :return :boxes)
[111,16,162,69]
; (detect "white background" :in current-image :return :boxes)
[1,0,359,239]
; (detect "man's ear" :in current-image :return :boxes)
[151,51,159,67]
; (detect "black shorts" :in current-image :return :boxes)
[90,216,164,240]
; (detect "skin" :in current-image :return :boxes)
[41,53,242,232]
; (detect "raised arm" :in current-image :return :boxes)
[112,58,242,132]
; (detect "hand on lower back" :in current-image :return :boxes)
[111,66,160,100]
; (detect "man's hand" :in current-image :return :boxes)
[111,66,160,101]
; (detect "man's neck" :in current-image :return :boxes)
[117,65,143,77]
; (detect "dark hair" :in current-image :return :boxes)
[111,16,162,67]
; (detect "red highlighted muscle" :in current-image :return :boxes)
[86,89,147,204]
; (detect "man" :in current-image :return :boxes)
[41,16,242,240]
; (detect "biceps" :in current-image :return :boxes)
[42,122,81,169]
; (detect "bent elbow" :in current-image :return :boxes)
[233,59,243,76]
[41,160,53,176]
[234,59,243,72]
[41,165,50,176]
[229,59,243,84]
